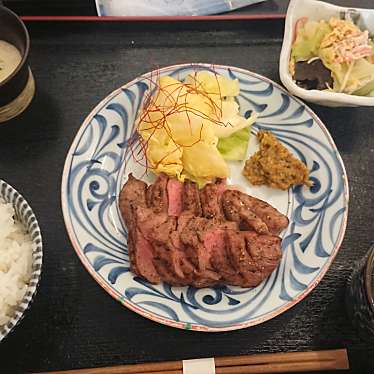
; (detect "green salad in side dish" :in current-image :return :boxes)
[290,16,374,96]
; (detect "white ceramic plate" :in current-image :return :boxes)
[61,63,348,331]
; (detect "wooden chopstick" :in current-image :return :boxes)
[35,349,349,374]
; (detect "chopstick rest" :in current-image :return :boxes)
[183,358,215,374]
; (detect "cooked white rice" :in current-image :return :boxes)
[0,201,33,325]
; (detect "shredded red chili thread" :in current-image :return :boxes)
[128,66,235,173]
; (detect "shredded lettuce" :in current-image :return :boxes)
[318,55,374,94]
[349,58,374,95]
[291,20,332,63]
[369,39,374,61]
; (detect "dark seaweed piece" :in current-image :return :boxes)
[294,59,333,90]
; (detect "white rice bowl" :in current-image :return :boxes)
[0,201,33,325]
[0,179,42,342]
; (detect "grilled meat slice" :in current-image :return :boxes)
[179,216,222,285]
[119,174,148,277]
[135,207,189,285]
[126,230,139,276]
[136,207,176,244]
[221,190,269,234]
[146,173,169,213]
[167,178,184,216]
[222,189,288,235]
[153,259,186,287]
[241,195,289,235]
[183,180,202,216]
[243,231,282,277]
[119,173,148,228]
[171,213,198,282]
[225,230,264,287]
[131,228,161,284]
[203,229,246,286]
[200,181,225,220]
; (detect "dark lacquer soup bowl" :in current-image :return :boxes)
[346,245,374,341]
[0,5,35,123]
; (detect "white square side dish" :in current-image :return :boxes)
[279,0,374,107]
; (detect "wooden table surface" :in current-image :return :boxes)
[0,3,374,374]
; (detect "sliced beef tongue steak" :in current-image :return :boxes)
[119,173,148,228]
[131,228,161,284]
[146,172,169,213]
[126,232,139,277]
[152,259,187,287]
[135,207,189,285]
[180,217,212,271]
[135,207,176,244]
[170,231,195,275]
[243,231,282,277]
[200,182,225,220]
[221,189,269,234]
[119,174,148,277]
[182,180,202,216]
[179,216,221,285]
[119,174,288,288]
[170,218,200,284]
[203,228,246,287]
[167,178,184,216]
[222,189,288,235]
[243,195,289,235]
[226,230,268,287]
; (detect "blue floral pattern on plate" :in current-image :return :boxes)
[61,64,349,331]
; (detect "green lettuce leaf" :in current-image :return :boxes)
[217,126,250,161]
[320,57,374,94]
[291,20,332,63]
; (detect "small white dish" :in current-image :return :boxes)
[279,0,374,107]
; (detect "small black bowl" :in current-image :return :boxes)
[0,5,34,123]
[346,245,374,341]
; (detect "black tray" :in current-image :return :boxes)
[0,18,374,374]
